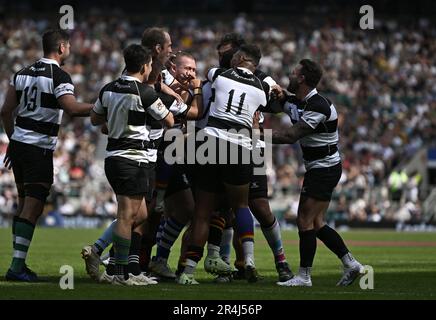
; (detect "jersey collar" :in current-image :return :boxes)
[236,67,254,75]
[303,88,318,101]
[39,58,60,67]
[120,74,142,82]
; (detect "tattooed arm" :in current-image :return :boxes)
[271,120,314,144]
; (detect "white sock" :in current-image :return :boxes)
[242,241,255,267]
[299,267,312,279]
[219,228,233,264]
[341,252,357,268]
[207,244,220,258]
[261,218,286,263]
[184,258,198,275]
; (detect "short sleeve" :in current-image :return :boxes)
[93,96,105,115]
[138,84,170,121]
[148,99,171,120]
[300,96,332,128]
[161,69,175,86]
[53,67,74,99]
[158,92,188,116]
[262,76,277,98]
[301,110,326,129]
[10,73,16,87]
[206,68,225,83]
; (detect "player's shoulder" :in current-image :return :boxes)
[305,92,332,116]
[207,67,226,82]
[137,82,160,106]
[136,81,155,95]
[51,64,73,85]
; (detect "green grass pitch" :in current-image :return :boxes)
[0,228,435,299]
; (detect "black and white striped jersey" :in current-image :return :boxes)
[195,80,213,130]
[287,88,341,170]
[93,74,170,163]
[10,58,75,150]
[197,69,275,136]
[145,69,191,162]
[161,69,175,87]
[204,67,269,149]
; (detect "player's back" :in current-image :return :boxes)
[11,58,74,150]
[208,67,267,130]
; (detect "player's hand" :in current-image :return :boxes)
[163,83,184,104]
[3,146,12,170]
[190,78,202,90]
[171,92,184,104]
[253,111,261,129]
[271,85,285,100]
[101,123,108,135]
[165,54,176,71]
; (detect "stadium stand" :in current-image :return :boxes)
[0,3,435,227]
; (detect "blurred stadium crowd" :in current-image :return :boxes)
[0,11,435,226]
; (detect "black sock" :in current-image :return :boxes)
[316,225,349,259]
[115,264,126,278]
[176,258,186,276]
[94,243,104,256]
[12,216,18,247]
[128,232,142,276]
[106,246,115,276]
[140,234,153,271]
[186,245,203,263]
[299,229,317,268]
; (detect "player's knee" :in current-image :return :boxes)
[297,215,313,231]
[24,184,50,202]
[250,204,273,227]
[134,212,147,227]
[314,218,325,231]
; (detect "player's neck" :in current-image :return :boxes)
[126,72,144,82]
[296,86,311,101]
[44,54,62,65]
[235,62,255,73]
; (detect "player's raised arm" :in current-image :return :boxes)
[185,78,203,120]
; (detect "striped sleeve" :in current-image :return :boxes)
[206,68,225,83]
[10,73,16,87]
[161,69,175,86]
[53,67,74,99]
[301,110,326,129]
[139,85,170,121]
[158,92,188,116]
[93,97,105,115]
[93,83,110,115]
[301,97,331,129]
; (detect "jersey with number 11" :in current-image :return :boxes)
[206,67,268,130]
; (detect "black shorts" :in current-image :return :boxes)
[249,151,268,200]
[105,156,155,199]
[249,173,268,200]
[165,163,192,198]
[195,137,253,193]
[301,162,342,201]
[9,139,54,184]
